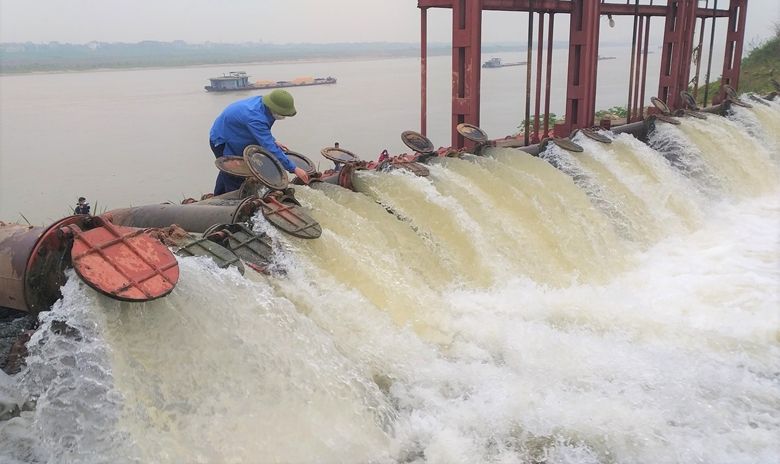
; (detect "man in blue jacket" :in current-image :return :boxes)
[209,89,309,195]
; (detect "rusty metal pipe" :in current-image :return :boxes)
[105,200,261,234]
[0,217,84,313]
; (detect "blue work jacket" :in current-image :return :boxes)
[209,96,296,172]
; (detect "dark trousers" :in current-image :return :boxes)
[210,139,244,195]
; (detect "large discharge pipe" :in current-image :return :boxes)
[0,220,79,314]
[1,215,180,314]
[105,198,262,233]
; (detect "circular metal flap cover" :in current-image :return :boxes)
[261,198,322,239]
[71,223,179,302]
[393,160,430,177]
[456,123,489,143]
[748,94,771,106]
[654,113,681,125]
[552,137,584,152]
[683,109,708,120]
[724,85,739,100]
[729,98,753,108]
[680,91,698,109]
[580,128,612,144]
[215,156,254,178]
[243,145,289,191]
[772,79,780,92]
[320,147,360,163]
[284,150,317,175]
[401,131,435,154]
[650,96,671,115]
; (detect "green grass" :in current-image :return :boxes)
[693,27,780,105]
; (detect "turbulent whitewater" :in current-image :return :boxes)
[1,100,779,463]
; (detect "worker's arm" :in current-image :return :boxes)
[246,118,297,172]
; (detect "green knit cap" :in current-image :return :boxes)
[262,89,297,117]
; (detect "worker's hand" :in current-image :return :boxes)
[294,167,309,184]
[275,141,289,151]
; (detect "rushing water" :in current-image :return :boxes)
[1,95,778,463]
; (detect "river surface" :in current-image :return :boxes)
[1,48,778,464]
[0,45,714,224]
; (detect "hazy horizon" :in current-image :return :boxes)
[1,0,777,46]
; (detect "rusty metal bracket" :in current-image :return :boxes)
[576,128,612,144]
[676,109,708,120]
[552,137,584,152]
[257,196,321,239]
[748,94,771,106]
[378,158,431,177]
[652,114,682,125]
[726,98,752,108]
[264,189,302,207]
[203,223,274,273]
[173,235,245,275]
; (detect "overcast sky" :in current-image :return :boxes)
[0,0,777,45]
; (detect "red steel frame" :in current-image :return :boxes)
[449,0,483,148]
[658,0,698,110]
[559,0,601,136]
[718,0,748,102]
[417,0,747,148]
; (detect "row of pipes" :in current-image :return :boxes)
[1,80,778,315]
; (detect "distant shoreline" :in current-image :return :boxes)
[0,41,539,76]
[0,53,435,77]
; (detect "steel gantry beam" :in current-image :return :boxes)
[658,0,699,109]
[559,0,600,135]
[450,0,483,149]
[418,0,743,148]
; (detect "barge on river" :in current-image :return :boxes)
[205,72,337,92]
[482,58,526,68]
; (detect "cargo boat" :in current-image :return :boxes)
[482,58,527,68]
[205,71,337,92]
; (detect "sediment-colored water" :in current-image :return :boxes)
[1,99,778,463]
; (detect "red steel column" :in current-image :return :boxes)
[657,0,699,110]
[719,0,748,100]
[421,7,428,136]
[559,0,600,136]
[451,0,483,149]
[533,11,545,144]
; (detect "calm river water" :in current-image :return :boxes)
[1,45,712,224]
